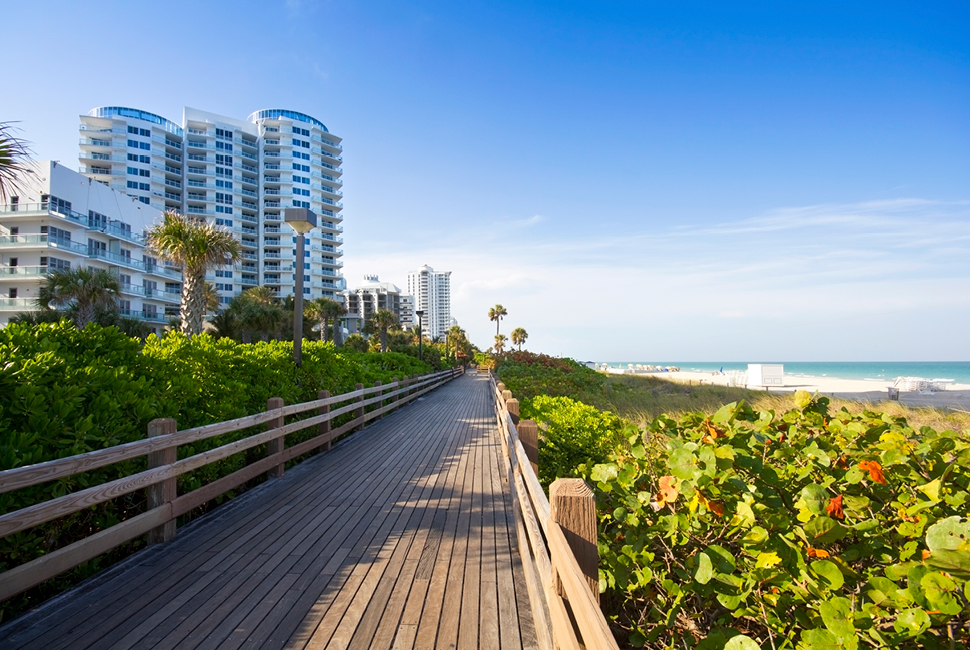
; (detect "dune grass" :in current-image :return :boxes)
[588,373,970,433]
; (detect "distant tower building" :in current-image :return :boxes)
[406,264,451,340]
[77,105,345,307]
[343,275,404,324]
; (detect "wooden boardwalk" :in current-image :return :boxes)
[1,373,537,650]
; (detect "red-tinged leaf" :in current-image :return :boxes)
[826,495,844,520]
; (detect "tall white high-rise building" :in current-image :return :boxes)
[407,264,451,340]
[78,106,344,307]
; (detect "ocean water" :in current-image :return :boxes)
[600,362,970,385]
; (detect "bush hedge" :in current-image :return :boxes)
[0,322,435,621]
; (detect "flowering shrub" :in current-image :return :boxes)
[587,391,970,649]
[497,351,604,400]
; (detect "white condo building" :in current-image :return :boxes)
[343,275,405,325]
[0,161,178,328]
[78,106,345,306]
[407,264,451,340]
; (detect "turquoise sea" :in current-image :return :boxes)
[601,362,970,385]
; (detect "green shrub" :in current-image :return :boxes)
[522,395,630,489]
[587,391,970,649]
[0,324,436,621]
[497,351,604,400]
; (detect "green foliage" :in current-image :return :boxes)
[0,323,434,621]
[586,391,970,649]
[496,351,605,400]
[522,395,630,488]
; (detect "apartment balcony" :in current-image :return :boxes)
[264,189,281,196]
[236,162,258,173]
[238,213,258,224]
[234,225,258,235]
[80,166,123,178]
[311,268,339,277]
[0,298,35,311]
[312,160,342,174]
[119,308,167,323]
[79,152,127,164]
[80,125,126,135]
[262,237,282,247]
[263,226,282,234]
[240,276,257,286]
[234,137,258,149]
[262,251,294,259]
[79,137,122,149]
[0,265,47,278]
[186,207,215,216]
[238,151,258,162]
[186,128,208,136]
[241,252,257,260]
[311,148,342,163]
[186,167,210,177]
[239,188,258,199]
[187,154,211,163]
[186,180,212,189]
[153,135,183,150]
[164,152,182,163]
[264,151,280,158]
[0,234,89,256]
[311,134,342,151]
[234,201,258,211]
[264,164,281,171]
[317,222,343,234]
[187,193,208,202]
[264,201,281,209]
[241,239,258,249]
[120,283,181,304]
[263,176,281,185]
[152,163,183,177]
[1,202,88,226]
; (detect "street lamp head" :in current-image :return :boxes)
[284,207,317,234]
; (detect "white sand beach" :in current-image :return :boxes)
[658,371,970,411]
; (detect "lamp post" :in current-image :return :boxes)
[415,309,425,361]
[284,207,317,368]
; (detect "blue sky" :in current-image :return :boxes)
[7,1,969,360]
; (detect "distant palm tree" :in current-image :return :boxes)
[372,309,399,353]
[230,286,285,342]
[0,122,33,201]
[37,267,120,329]
[203,281,221,314]
[306,297,344,342]
[511,327,528,351]
[146,211,241,335]
[488,304,508,336]
[493,333,508,354]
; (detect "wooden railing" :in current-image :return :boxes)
[0,367,463,602]
[489,374,620,650]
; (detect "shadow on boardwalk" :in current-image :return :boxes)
[1,374,537,650]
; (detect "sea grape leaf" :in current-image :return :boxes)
[925,516,970,552]
[801,484,829,516]
[695,552,713,585]
[723,635,760,650]
[590,463,617,483]
[800,628,841,650]
[819,597,856,646]
[924,549,970,580]
[920,571,962,615]
[893,608,930,636]
[812,560,845,591]
[705,544,737,573]
[805,517,848,545]
[756,552,782,569]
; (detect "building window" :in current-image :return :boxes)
[216,179,233,189]
[8,288,17,298]
[139,197,150,205]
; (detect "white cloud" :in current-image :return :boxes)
[343,198,970,361]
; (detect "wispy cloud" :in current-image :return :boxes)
[344,198,970,360]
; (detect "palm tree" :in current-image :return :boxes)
[0,122,33,201]
[372,309,399,353]
[445,324,465,361]
[146,211,241,336]
[203,281,221,314]
[230,286,285,342]
[488,304,508,336]
[510,327,528,351]
[493,333,508,354]
[306,297,344,342]
[37,267,121,329]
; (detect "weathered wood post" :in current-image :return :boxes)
[266,397,285,478]
[354,382,365,430]
[518,419,539,476]
[146,417,177,544]
[506,397,520,426]
[374,380,384,418]
[318,390,331,451]
[550,479,599,603]
[496,381,506,394]
[390,377,399,411]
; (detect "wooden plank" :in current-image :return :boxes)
[478,400,501,649]
[515,472,552,587]
[0,506,171,602]
[456,413,485,650]
[547,522,619,650]
[516,440,551,531]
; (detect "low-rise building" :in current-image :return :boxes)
[343,275,405,325]
[0,161,180,330]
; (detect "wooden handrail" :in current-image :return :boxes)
[0,370,450,495]
[488,372,620,650]
[0,366,463,602]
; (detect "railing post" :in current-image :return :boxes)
[374,380,384,418]
[390,377,399,411]
[266,397,285,478]
[550,478,599,603]
[496,382,506,394]
[354,382,365,430]
[402,375,411,399]
[518,419,539,476]
[506,397,520,426]
[146,417,177,545]
[318,390,331,451]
